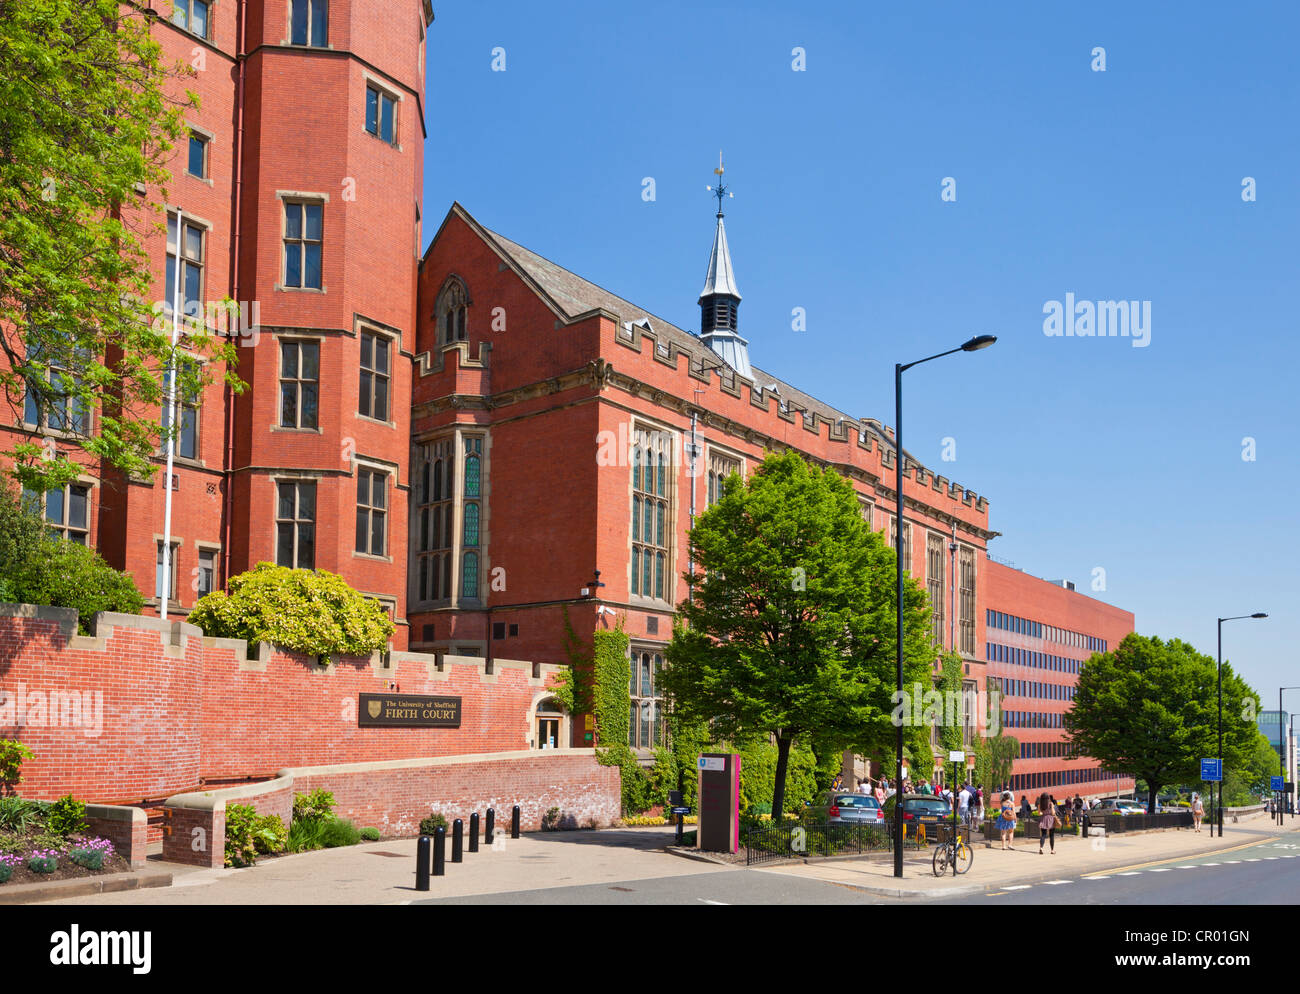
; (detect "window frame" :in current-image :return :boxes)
[22,346,90,436]
[23,481,92,545]
[629,424,674,604]
[195,545,220,599]
[364,82,399,146]
[165,211,206,321]
[172,0,211,41]
[161,356,202,462]
[277,338,321,430]
[354,464,389,559]
[289,0,329,47]
[274,478,317,570]
[186,130,210,180]
[628,646,667,752]
[155,539,182,605]
[280,197,325,291]
[357,329,391,422]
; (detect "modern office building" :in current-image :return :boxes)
[983,558,1136,798]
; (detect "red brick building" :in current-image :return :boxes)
[1,5,1135,799]
[2,0,431,646]
[413,198,999,751]
[983,558,1136,798]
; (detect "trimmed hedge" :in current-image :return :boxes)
[189,562,394,657]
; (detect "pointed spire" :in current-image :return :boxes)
[698,154,751,379]
[698,214,741,302]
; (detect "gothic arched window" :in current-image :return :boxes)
[437,277,468,346]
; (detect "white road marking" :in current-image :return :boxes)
[1223,860,1241,864]
[1042,880,1072,885]
[1176,865,1199,869]
[1148,868,1172,872]
[1086,876,1111,880]
[1116,871,1142,876]
[1244,858,1261,862]
[1202,862,1221,866]
[1004,884,1033,890]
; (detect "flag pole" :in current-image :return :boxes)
[161,209,183,620]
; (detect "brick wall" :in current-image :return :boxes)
[284,751,621,837]
[0,606,604,831]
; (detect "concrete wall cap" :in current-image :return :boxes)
[277,748,598,780]
[165,774,294,811]
[84,803,147,825]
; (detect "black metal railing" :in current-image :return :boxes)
[744,822,893,866]
[1098,811,1192,833]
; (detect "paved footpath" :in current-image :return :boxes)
[41,827,730,906]
[755,813,1300,899]
[37,814,1299,905]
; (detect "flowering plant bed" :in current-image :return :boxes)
[0,836,128,886]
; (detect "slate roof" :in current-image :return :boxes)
[461,205,912,463]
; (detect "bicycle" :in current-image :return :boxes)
[932,831,973,876]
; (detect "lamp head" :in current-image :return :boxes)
[1252,612,1268,618]
[961,334,997,352]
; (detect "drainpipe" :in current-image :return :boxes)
[222,0,248,589]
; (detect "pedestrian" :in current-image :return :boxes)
[973,787,984,823]
[1039,794,1058,854]
[1191,792,1204,833]
[1019,795,1032,820]
[874,779,886,806]
[856,777,870,796]
[958,783,973,826]
[996,791,1017,849]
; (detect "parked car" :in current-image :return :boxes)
[885,793,954,831]
[806,791,884,825]
[1092,799,1147,816]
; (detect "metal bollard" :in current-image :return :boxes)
[511,804,520,839]
[415,835,430,891]
[452,818,463,863]
[433,826,446,876]
[469,812,480,852]
[485,807,495,845]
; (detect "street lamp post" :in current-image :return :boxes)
[1215,613,1266,837]
[892,334,996,878]
[1277,687,1300,827]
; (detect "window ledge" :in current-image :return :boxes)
[270,425,323,434]
[355,413,395,429]
[352,551,392,564]
[275,284,327,294]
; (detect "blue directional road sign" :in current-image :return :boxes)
[1201,758,1222,782]
[1271,775,1285,791]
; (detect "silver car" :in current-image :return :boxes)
[807,791,884,825]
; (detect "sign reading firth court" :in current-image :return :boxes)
[358,693,462,728]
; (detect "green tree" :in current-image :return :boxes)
[0,0,240,490]
[0,479,143,629]
[1065,633,1260,812]
[661,451,935,820]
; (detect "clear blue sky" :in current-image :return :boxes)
[423,1,1298,703]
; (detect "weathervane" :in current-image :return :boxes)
[705,150,733,217]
